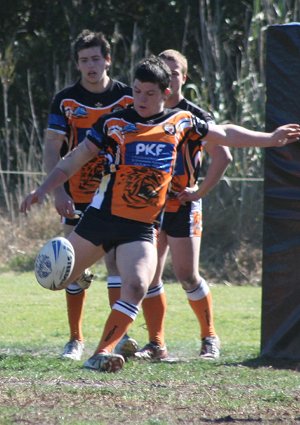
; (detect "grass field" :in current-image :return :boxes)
[0,270,299,425]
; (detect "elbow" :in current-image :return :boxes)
[223,146,233,165]
[226,151,233,166]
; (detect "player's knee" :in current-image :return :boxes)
[66,282,84,295]
[123,278,147,299]
[178,273,199,290]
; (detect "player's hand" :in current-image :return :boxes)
[272,124,300,146]
[20,188,46,214]
[53,189,76,218]
[177,187,200,204]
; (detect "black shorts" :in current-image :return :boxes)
[62,203,90,226]
[162,200,202,238]
[74,206,157,252]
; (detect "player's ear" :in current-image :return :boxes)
[164,87,171,97]
[105,54,112,70]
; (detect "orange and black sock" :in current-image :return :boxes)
[65,288,86,342]
[186,278,216,338]
[142,283,167,347]
[95,300,139,354]
[107,276,122,308]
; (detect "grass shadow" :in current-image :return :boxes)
[239,355,300,371]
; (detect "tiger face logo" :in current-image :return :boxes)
[121,167,164,209]
[79,155,109,191]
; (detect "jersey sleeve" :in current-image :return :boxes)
[85,116,107,148]
[47,93,68,134]
[193,116,209,138]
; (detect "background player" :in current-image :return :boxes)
[44,29,135,361]
[134,49,232,361]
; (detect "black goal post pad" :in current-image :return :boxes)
[262,23,300,360]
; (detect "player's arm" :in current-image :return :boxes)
[43,129,65,174]
[200,143,232,194]
[204,123,300,147]
[44,129,76,216]
[178,143,232,203]
[20,139,98,213]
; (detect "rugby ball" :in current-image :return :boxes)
[34,237,75,290]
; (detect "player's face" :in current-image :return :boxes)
[162,58,186,97]
[77,47,111,87]
[133,79,169,118]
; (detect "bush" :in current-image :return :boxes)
[0,181,263,284]
[0,200,62,270]
[163,179,263,285]
[8,254,35,273]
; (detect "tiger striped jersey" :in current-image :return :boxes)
[86,106,208,224]
[47,80,133,203]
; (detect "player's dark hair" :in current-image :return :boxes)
[72,29,111,62]
[134,55,171,91]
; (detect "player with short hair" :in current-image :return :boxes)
[44,29,135,361]
[134,49,232,361]
[21,55,300,372]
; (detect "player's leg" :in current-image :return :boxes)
[105,248,121,307]
[61,211,106,360]
[135,230,169,360]
[168,234,220,359]
[61,204,99,360]
[84,240,156,371]
[61,222,90,360]
[66,229,106,283]
[105,248,138,357]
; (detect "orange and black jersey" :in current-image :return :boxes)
[166,98,214,212]
[86,107,208,224]
[47,79,133,203]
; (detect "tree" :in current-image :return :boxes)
[0,0,300,214]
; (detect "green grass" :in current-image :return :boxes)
[0,271,299,425]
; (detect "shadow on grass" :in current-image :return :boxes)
[197,416,285,423]
[238,355,300,371]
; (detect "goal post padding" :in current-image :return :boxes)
[262,23,300,360]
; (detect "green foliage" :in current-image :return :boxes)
[0,1,298,190]
[0,44,16,88]
[0,2,300,283]
[7,254,35,272]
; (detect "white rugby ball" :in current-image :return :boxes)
[34,237,75,290]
